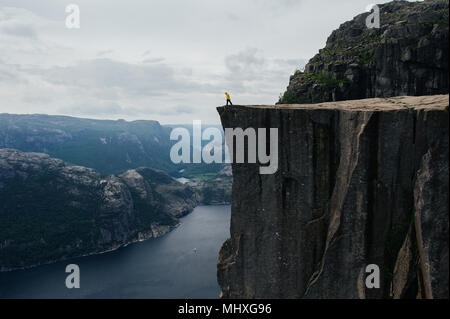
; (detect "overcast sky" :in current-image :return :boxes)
[0,0,420,124]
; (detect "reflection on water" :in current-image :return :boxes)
[0,205,230,299]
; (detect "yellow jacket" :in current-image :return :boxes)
[225,93,230,100]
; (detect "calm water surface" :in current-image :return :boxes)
[0,205,230,299]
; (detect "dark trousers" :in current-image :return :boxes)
[226,99,233,105]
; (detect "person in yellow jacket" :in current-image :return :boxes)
[225,92,232,106]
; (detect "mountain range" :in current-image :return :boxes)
[0,115,231,270]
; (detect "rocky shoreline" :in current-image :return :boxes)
[0,222,178,273]
[0,149,198,271]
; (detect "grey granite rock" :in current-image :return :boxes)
[278,0,448,104]
[217,95,448,299]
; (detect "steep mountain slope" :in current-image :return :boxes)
[0,114,174,176]
[279,0,449,104]
[217,95,448,299]
[0,114,230,182]
[0,149,197,271]
[164,124,228,179]
[188,165,232,205]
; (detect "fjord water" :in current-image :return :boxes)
[0,205,230,299]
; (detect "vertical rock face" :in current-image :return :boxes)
[413,130,449,299]
[278,0,449,104]
[216,95,448,299]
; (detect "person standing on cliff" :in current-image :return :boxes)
[225,92,232,106]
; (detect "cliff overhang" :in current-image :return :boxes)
[217,94,449,299]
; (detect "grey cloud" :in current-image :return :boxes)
[97,49,114,57]
[257,0,301,6]
[274,58,308,68]
[132,104,196,117]
[142,57,165,64]
[0,6,46,39]
[58,102,126,117]
[5,56,222,118]
[0,62,27,83]
[173,105,195,115]
[226,13,239,21]
[4,0,412,123]
[0,64,17,82]
[223,49,300,97]
[0,23,36,38]
[251,0,303,15]
[225,48,265,74]
[35,58,196,96]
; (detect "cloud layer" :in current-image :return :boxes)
[0,1,419,123]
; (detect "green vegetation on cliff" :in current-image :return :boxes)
[278,0,449,104]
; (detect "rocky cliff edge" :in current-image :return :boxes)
[217,95,448,299]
